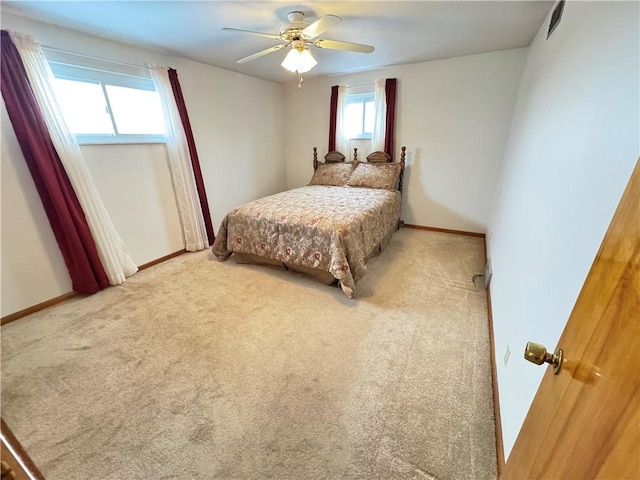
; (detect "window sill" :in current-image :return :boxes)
[79,141,167,146]
[76,134,166,145]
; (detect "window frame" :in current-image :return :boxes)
[46,52,165,145]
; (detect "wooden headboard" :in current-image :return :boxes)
[312,148,345,169]
[312,146,407,194]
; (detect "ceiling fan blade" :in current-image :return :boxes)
[237,44,285,64]
[222,28,281,41]
[302,14,342,39]
[313,39,375,54]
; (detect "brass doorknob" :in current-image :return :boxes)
[524,342,563,374]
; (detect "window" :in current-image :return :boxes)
[45,49,165,144]
[344,92,375,140]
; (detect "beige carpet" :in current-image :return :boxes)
[1,228,497,480]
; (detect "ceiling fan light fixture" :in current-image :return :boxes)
[281,46,317,73]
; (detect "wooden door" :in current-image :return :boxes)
[502,159,640,479]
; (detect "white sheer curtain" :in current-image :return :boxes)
[10,31,138,285]
[335,85,351,159]
[150,66,208,251]
[371,78,387,152]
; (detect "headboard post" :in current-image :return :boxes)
[313,147,318,171]
[353,148,358,162]
[398,146,406,194]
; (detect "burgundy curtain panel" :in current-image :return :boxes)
[328,85,339,151]
[0,30,109,294]
[167,68,215,245]
[384,78,397,161]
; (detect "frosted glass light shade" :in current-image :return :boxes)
[281,47,317,73]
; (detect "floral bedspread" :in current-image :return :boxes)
[212,185,401,297]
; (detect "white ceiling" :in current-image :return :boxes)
[3,1,553,84]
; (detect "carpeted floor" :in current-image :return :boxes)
[1,228,497,480]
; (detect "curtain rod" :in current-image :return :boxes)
[42,45,152,71]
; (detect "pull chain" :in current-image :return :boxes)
[298,72,304,89]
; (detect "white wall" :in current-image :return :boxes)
[1,11,284,316]
[81,144,184,263]
[283,48,527,233]
[487,1,639,459]
[1,103,73,310]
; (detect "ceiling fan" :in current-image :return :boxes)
[222,11,375,75]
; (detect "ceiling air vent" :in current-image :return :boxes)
[547,0,565,39]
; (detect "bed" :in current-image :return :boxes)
[212,146,406,297]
